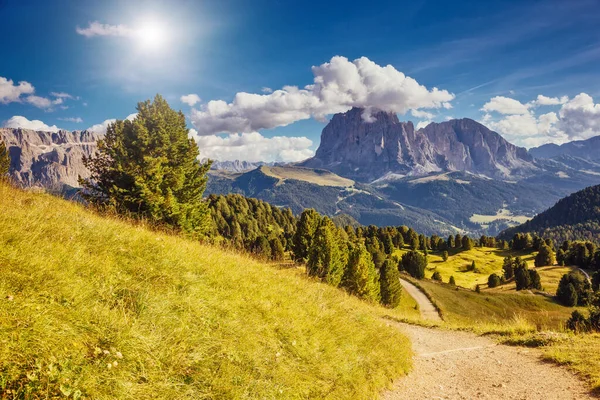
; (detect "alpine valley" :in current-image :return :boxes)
[4,107,600,236]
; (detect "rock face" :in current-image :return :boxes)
[208,159,263,173]
[0,128,100,189]
[529,135,600,160]
[301,108,536,182]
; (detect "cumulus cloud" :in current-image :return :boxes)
[261,87,273,93]
[190,130,314,162]
[3,116,60,132]
[58,117,83,123]
[481,92,600,147]
[0,77,35,104]
[481,96,530,115]
[25,95,64,109]
[411,109,435,120]
[86,113,138,134]
[51,92,76,100]
[180,94,201,106]
[190,56,454,135]
[76,21,133,37]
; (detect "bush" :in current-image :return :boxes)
[431,271,442,281]
[567,310,590,332]
[487,273,501,288]
[535,244,555,267]
[399,251,427,279]
[441,251,449,262]
[449,276,456,286]
[475,284,481,293]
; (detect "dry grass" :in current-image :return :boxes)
[0,184,411,399]
[260,166,354,187]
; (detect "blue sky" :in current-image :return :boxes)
[1,0,600,161]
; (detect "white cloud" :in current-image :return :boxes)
[180,94,201,106]
[76,21,133,37]
[51,92,76,100]
[25,95,63,109]
[415,121,432,130]
[481,92,600,147]
[411,109,434,120]
[58,117,83,123]
[3,116,60,132]
[0,77,35,104]
[481,96,529,115]
[261,87,273,93]
[530,94,568,106]
[190,130,314,162]
[190,56,454,135]
[86,113,137,134]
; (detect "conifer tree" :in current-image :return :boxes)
[535,244,555,267]
[270,237,285,261]
[307,217,348,287]
[80,95,211,235]
[343,244,380,302]
[380,259,402,308]
[292,209,321,263]
[400,251,427,279]
[0,140,10,179]
[449,276,456,286]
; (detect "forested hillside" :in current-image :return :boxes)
[500,184,600,244]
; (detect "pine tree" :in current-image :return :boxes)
[431,271,442,281]
[252,236,272,259]
[343,244,380,302]
[0,140,10,180]
[380,259,402,308]
[449,276,456,286]
[442,251,449,262]
[488,273,501,288]
[400,251,427,279]
[535,244,555,267]
[461,236,473,250]
[270,237,285,261]
[307,218,348,287]
[80,95,211,235]
[447,235,455,249]
[292,209,321,263]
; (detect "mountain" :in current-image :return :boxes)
[206,159,265,173]
[0,128,99,190]
[529,135,600,160]
[499,184,600,244]
[301,107,536,182]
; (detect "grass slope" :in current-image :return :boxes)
[0,184,411,399]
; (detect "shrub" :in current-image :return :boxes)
[475,284,481,293]
[449,276,456,286]
[431,271,442,281]
[567,310,590,332]
[441,251,449,262]
[556,272,592,306]
[535,244,555,267]
[487,273,501,288]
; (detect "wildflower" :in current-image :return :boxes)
[112,361,118,367]
[103,349,110,355]
[6,295,13,301]
[107,363,112,369]
[115,351,123,359]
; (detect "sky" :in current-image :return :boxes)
[1,0,600,162]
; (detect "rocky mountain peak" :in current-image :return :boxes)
[302,108,536,182]
[0,127,100,189]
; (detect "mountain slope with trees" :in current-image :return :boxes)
[500,184,600,244]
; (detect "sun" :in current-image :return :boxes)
[135,20,169,51]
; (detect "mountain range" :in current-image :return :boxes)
[3,107,600,236]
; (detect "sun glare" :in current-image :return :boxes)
[136,20,168,51]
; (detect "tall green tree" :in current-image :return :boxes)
[80,95,211,235]
[380,259,402,308]
[0,140,10,179]
[400,251,427,279]
[343,244,380,302]
[292,209,321,263]
[534,244,555,267]
[307,217,348,287]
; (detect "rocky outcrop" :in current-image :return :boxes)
[0,128,100,189]
[301,108,536,182]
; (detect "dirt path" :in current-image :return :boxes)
[399,278,442,321]
[383,323,594,399]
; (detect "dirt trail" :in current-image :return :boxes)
[383,323,594,399]
[399,278,442,321]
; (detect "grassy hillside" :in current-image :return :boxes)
[394,246,535,289]
[0,184,412,399]
[260,166,355,187]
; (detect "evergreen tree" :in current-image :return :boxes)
[534,244,555,267]
[380,259,402,308]
[447,235,455,249]
[80,95,212,235]
[431,271,442,281]
[343,244,380,302]
[556,271,592,306]
[252,236,272,259]
[306,217,348,287]
[449,276,456,286]
[502,256,515,279]
[292,209,321,263]
[454,233,462,248]
[0,140,10,179]
[514,265,532,290]
[441,251,449,262]
[461,236,473,251]
[529,269,542,290]
[593,271,600,292]
[400,251,427,279]
[270,237,285,262]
